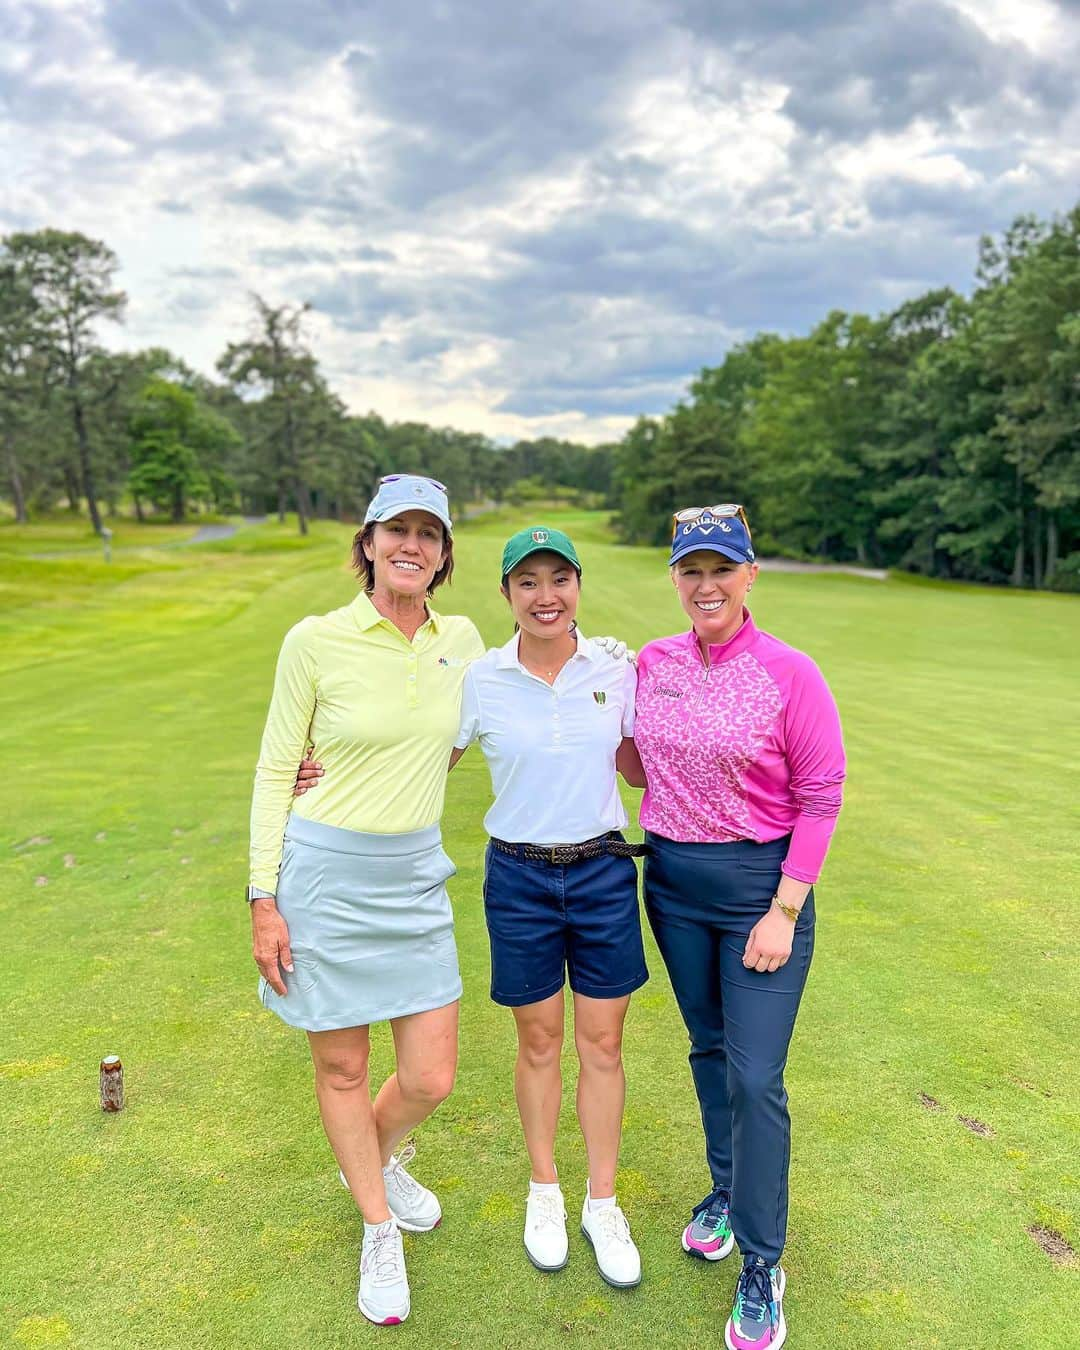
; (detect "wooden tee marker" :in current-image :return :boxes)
[100,1055,124,1112]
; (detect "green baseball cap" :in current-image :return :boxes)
[501,526,581,581]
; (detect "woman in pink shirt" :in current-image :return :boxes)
[626,505,844,1350]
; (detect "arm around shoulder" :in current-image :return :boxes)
[616,737,647,788]
[454,661,483,752]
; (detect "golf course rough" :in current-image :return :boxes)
[1,510,1077,1348]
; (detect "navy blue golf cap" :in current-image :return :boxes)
[669,510,756,566]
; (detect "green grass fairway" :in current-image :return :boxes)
[2,510,1077,1348]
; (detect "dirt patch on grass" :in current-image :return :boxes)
[918,1092,943,1111]
[1026,1226,1077,1266]
[13,834,52,850]
[1009,1076,1052,1098]
[958,1115,994,1137]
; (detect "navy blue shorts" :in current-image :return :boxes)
[482,840,649,1007]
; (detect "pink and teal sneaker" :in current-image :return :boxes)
[681,1187,734,1261]
[724,1257,786,1350]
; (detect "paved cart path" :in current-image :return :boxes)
[758,557,887,579]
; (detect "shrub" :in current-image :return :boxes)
[1047,552,1080,593]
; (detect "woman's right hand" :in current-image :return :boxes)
[251,899,293,995]
[293,753,323,796]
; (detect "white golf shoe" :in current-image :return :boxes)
[381,1144,442,1232]
[339,1142,442,1233]
[580,1185,641,1288]
[357,1219,410,1326]
[524,1185,569,1271]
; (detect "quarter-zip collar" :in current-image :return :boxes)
[686,607,756,667]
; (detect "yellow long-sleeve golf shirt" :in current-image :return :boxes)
[249,591,485,891]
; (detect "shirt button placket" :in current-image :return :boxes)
[407,652,418,708]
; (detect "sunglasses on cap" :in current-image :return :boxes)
[379,473,448,492]
[671,503,751,538]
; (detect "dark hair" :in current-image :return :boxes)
[351,520,455,596]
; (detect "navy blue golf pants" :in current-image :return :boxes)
[644,832,814,1266]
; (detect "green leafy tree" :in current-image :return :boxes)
[128,378,240,521]
[739,313,886,561]
[3,229,126,532]
[867,290,969,575]
[974,207,1080,585]
[218,296,335,535]
[87,348,186,517]
[0,258,47,522]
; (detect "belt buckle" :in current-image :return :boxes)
[549,844,573,865]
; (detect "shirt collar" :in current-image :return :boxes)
[349,591,442,634]
[494,629,595,670]
[572,631,602,662]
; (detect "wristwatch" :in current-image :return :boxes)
[246,885,276,904]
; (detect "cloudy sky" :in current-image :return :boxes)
[3,0,1079,443]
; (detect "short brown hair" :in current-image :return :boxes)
[351,521,455,596]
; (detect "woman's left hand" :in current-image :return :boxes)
[742,908,795,973]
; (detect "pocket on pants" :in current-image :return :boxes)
[411,846,456,894]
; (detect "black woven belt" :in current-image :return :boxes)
[488,832,647,865]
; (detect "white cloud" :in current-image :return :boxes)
[2,0,1078,439]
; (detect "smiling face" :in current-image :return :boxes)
[363,510,448,600]
[503,551,581,640]
[672,550,758,646]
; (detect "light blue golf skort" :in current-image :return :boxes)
[258,816,463,1031]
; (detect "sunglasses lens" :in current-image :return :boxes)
[674,505,742,521]
[379,473,447,492]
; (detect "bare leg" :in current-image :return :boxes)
[307,1025,389,1223]
[511,992,565,1183]
[373,1000,459,1165]
[573,993,630,1199]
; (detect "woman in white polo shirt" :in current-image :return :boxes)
[451,526,648,1289]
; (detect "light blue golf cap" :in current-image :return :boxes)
[364,474,453,535]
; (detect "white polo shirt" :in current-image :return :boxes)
[455,631,637,846]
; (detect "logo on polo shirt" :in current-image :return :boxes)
[437,656,465,667]
[531,529,549,543]
[592,690,607,705]
[655,685,683,698]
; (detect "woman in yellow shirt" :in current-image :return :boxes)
[248,474,484,1326]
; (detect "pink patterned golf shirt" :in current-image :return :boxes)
[634,611,845,883]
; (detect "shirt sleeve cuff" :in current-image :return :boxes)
[780,859,821,885]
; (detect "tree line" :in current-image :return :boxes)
[612,204,1080,591]
[3,206,1078,589]
[0,229,611,535]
